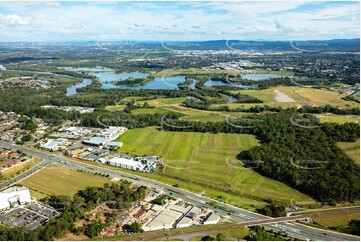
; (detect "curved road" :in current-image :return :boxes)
[0,141,359,241]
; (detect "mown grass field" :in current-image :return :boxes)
[337,139,360,165]
[316,114,359,124]
[114,127,314,205]
[222,86,359,109]
[104,104,126,111]
[133,97,252,122]
[131,108,170,115]
[19,165,111,196]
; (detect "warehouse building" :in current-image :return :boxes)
[108,157,145,171]
[147,209,182,230]
[203,212,221,225]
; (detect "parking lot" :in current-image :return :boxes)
[0,204,59,230]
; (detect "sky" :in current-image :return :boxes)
[0,1,359,42]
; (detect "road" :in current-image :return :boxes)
[0,141,359,241]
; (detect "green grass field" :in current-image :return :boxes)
[19,165,111,196]
[133,97,252,122]
[131,108,170,115]
[316,114,359,124]
[337,139,360,165]
[114,127,314,205]
[104,104,126,111]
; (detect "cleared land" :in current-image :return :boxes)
[337,139,360,165]
[19,165,111,196]
[218,86,359,109]
[114,127,314,205]
[302,207,360,227]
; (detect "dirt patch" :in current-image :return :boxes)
[274,90,295,103]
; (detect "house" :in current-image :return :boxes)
[0,150,8,156]
[0,186,32,210]
[9,152,20,158]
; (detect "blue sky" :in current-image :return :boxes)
[0,1,359,41]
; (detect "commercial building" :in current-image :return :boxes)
[0,186,32,210]
[203,212,220,225]
[41,138,67,151]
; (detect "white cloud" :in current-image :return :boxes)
[0,14,30,27]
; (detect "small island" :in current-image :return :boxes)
[113,75,155,86]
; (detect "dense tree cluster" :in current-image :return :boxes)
[256,201,286,217]
[331,220,360,236]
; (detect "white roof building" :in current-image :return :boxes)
[41,138,67,151]
[109,157,145,171]
[0,186,32,210]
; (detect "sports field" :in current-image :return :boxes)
[19,165,111,196]
[114,127,314,204]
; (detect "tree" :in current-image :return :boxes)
[85,219,105,238]
[216,233,226,241]
[256,201,285,217]
[201,235,215,241]
[129,222,142,233]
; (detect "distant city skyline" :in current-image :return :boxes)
[0,1,359,42]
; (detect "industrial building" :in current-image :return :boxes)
[83,126,127,147]
[147,209,182,230]
[185,206,201,219]
[203,212,221,225]
[0,186,32,210]
[108,157,145,171]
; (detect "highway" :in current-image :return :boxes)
[0,141,359,241]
